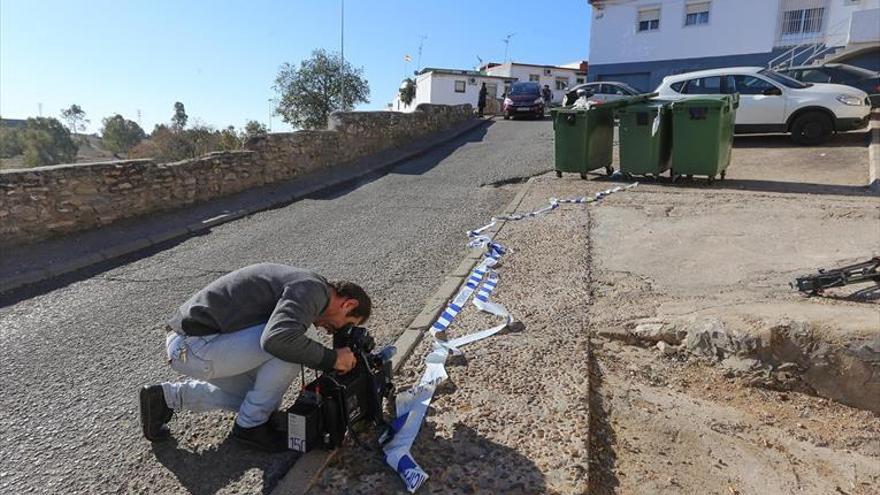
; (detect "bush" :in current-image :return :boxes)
[0,127,23,158]
[101,114,146,154]
[21,117,79,166]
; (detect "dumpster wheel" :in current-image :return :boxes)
[580,172,587,180]
[605,166,614,176]
[556,170,562,178]
[720,170,726,181]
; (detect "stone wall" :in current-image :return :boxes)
[0,104,473,247]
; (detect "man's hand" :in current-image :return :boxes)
[334,347,356,374]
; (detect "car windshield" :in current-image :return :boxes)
[831,64,879,78]
[618,83,641,94]
[758,69,809,88]
[509,83,539,95]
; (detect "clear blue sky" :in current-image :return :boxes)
[1,0,590,133]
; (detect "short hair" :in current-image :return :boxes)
[329,280,372,322]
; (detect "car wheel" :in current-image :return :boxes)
[790,111,833,145]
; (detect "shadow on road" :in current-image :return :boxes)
[304,121,492,201]
[587,340,619,495]
[732,131,870,149]
[151,436,299,495]
[323,421,549,493]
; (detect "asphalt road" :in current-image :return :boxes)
[0,117,555,494]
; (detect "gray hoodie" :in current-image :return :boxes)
[167,263,337,371]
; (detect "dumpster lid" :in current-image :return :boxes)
[670,95,733,109]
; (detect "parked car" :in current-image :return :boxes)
[561,81,642,106]
[778,63,880,107]
[503,82,545,120]
[655,67,871,145]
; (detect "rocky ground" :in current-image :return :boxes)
[312,182,596,494]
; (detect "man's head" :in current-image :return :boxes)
[315,280,372,333]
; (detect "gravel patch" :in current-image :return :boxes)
[311,177,618,494]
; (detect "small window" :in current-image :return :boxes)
[543,68,552,76]
[782,8,824,35]
[529,74,540,82]
[684,2,710,26]
[682,76,722,94]
[605,84,628,95]
[555,77,569,90]
[575,77,585,84]
[799,68,832,83]
[454,80,466,93]
[670,81,685,93]
[728,75,776,95]
[638,7,660,32]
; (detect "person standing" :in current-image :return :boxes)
[477,82,488,117]
[542,84,553,110]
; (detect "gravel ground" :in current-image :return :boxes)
[0,118,555,495]
[312,178,616,494]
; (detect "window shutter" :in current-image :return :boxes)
[685,2,710,14]
[638,8,660,22]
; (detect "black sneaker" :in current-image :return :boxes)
[139,385,173,441]
[231,422,288,453]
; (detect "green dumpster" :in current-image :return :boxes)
[617,99,672,177]
[552,106,614,179]
[669,95,738,182]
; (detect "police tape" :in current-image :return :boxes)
[381,182,638,492]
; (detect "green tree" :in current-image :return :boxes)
[60,104,89,135]
[101,114,146,154]
[273,49,370,130]
[172,101,188,130]
[130,124,194,162]
[0,127,23,158]
[20,117,79,166]
[399,78,416,106]
[243,120,268,139]
[217,125,241,151]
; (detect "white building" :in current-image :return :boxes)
[481,61,589,103]
[390,68,514,113]
[588,0,880,91]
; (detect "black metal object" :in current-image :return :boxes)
[792,257,880,295]
[283,326,396,452]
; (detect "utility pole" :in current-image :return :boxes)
[267,98,274,132]
[136,109,142,127]
[38,102,43,117]
[416,35,427,73]
[502,33,515,62]
[340,0,345,110]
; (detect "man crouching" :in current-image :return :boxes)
[139,263,370,452]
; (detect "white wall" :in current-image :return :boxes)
[391,72,506,112]
[824,0,880,46]
[485,63,586,103]
[589,0,779,64]
[847,7,880,44]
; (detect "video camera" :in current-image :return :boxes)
[281,326,396,452]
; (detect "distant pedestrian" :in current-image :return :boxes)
[477,82,488,117]
[542,85,553,109]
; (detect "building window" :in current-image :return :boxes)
[638,7,660,32]
[555,77,569,90]
[782,7,825,35]
[529,74,540,82]
[684,2,710,26]
[543,68,552,76]
[454,80,466,93]
[576,77,585,84]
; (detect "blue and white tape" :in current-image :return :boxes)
[382,183,637,492]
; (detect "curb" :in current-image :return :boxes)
[0,118,491,295]
[868,110,880,195]
[269,175,533,495]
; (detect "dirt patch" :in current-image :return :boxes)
[310,184,596,494]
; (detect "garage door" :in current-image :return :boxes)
[598,72,651,93]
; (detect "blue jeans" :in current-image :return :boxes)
[161,323,302,428]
